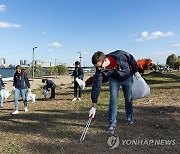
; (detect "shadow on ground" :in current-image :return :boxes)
[0,105,179,154]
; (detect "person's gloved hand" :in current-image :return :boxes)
[135,72,142,80]
[89,107,96,118]
[12,86,15,91]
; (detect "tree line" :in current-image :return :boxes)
[166,54,180,69]
[25,64,68,78]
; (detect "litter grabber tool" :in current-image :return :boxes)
[80,114,93,143]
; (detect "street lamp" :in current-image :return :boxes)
[32,47,37,79]
[78,52,82,66]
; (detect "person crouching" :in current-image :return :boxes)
[42,79,56,99]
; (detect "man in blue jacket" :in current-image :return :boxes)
[89,50,141,134]
[71,61,84,101]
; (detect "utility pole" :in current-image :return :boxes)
[32,47,37,79]
[78,52,82,66]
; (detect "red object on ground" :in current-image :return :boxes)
[137,59,152,74]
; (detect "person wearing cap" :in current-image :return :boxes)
[71,61,84,101]
[0,74,5,108]
[12,65,31,114]
[88,50,141,134]
[42,79,56,99]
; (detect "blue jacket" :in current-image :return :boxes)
[45,79,56,89]
[13,72,30,89]
[0,78,5,90]
[72,67,84,80]
[91,50,138,103]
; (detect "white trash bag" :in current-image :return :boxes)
[43,89,48,98]
[76,78,85,90]
[132,76,150,99]
[1,89,11,101]
[26,91,36,103]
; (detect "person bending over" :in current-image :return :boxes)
[89,50,141,134]
[42,79,56,99]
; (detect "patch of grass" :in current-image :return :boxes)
[0,71,179,153]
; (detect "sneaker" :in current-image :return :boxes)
[77,98,81,101]
[72,98,77,101]
[127,115,133,124]
[24,107,28,112]
[107,124,116,134]
[12,110,19,114]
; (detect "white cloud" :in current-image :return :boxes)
[136,31,174,42]
[0,4,6,12]
[48,42,63,48]
[0,22,21,28]
[172,44,180,47]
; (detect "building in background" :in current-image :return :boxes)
[20,60,28,66]
[0,58,8,67]
[30,60,55,68]
[20,60,23,65]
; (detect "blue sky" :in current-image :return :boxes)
[0,0,180,66]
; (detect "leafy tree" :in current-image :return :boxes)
[174,59,180,70]
[55,64,68,75]
[166,54,177,68]
[34,65,43,77]
[47,67,55,75]
[25,65,43,77]
[25,67,32,77]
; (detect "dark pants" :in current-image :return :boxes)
[50,87,55,98]
[74,81,82,98]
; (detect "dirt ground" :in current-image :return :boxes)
[3,75,91,90]
[0,72,179,154]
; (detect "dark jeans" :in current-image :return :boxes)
[108,76,133,126]
[74,81,82,98]
[50,87,55,98]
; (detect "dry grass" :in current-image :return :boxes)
[0,71,179,154]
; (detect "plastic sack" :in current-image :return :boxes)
[0,89,11,101]
[76,78,85,90]
[26,91,36,103]
[132,76,150,99]
[43,89,48,98]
